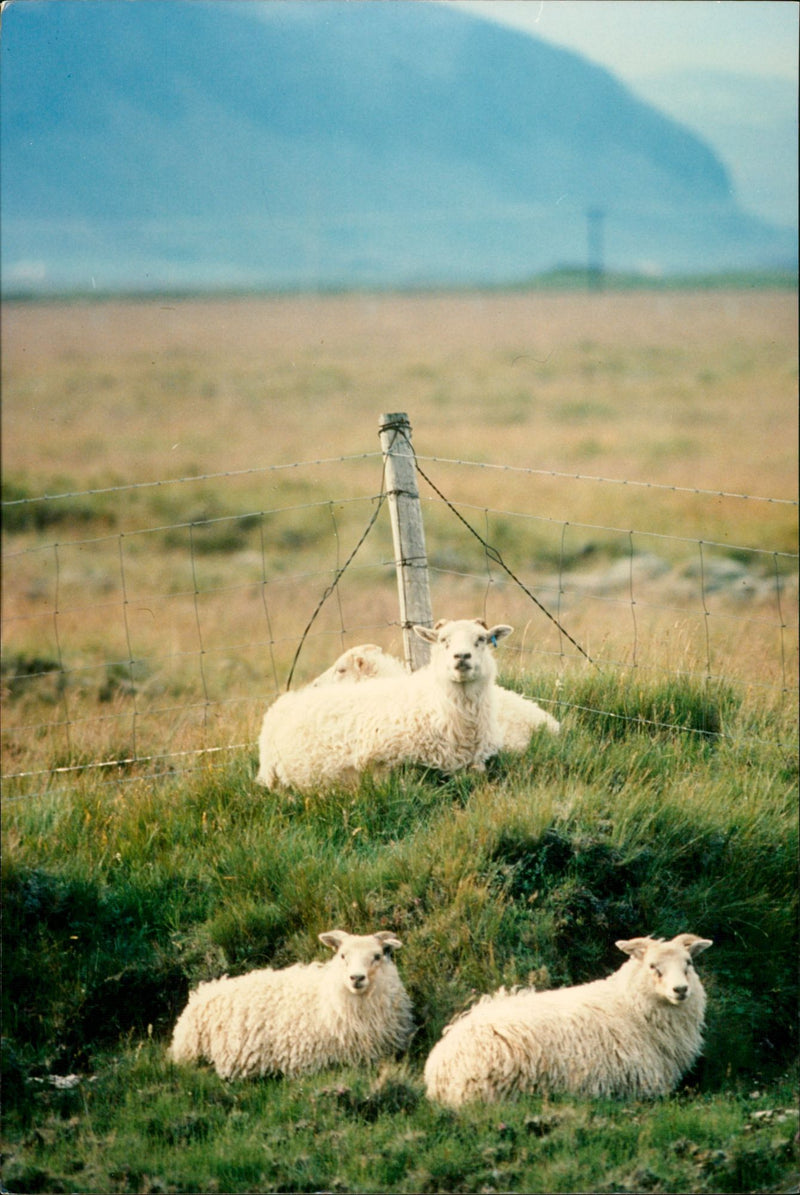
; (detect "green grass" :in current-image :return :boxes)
[513,266,800,292]
[2,1050,797,1194]
[2,670,798,1193]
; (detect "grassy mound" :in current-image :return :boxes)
[2,672,797,1193]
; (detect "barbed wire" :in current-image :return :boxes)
[3,691,796,804]
[1,492,385,560]
[0,452,384,508]
[441,498,798,560]
[2,451,797,800]
[284,490,387,690]
[415,460,598,667]
[414,455,799,507]
[3,500,795,669]
[3,579,792,729]
[3,452,796,512]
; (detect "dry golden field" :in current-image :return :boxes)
[3,289,797,496]
[2,289,798,792]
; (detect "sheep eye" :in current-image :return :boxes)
[373,953,382,963]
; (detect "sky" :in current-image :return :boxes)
[449,1,799,83]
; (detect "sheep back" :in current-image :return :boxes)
[495,687,560,747]
[305,643,560,750]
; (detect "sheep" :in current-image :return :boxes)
[493,685,561,747]
[309,643,406,687]
[308,642,560,746]
[256,618,513,791]
[424,933,713,1106]
[169,929,414,1079]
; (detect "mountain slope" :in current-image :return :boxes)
[0,0,793,292]
[631,69,798,230]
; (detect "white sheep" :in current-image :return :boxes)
[424,933,713,1106]
[309,643,406,687]
[308,642,560,746]
[256,618,513,791]
[169,930,414,1079]
[494,686,561,747]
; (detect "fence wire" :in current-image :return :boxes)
[414,455,799,507]
[2,454,797,802]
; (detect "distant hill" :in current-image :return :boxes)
[630,68,798,232]
[1,0,794,293]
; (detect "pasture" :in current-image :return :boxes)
[1,288,798,1193]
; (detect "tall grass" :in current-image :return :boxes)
[2,669,797,1193]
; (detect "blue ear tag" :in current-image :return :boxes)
[490,634,498,648]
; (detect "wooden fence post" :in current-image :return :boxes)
[379,412,433,670]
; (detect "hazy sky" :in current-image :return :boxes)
[450,0,799,83]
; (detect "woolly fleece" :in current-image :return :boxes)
[424,933,712,1105]
[169,930,414,1079]
[256,619,512,790]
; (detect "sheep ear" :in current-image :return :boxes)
[678,934,713,957]
[375,931,402,953]
[487,624,513,645]
[616,937,651,959]
[413,624,439,644]
[319,931,346,952]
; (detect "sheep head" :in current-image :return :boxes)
[310,644,404,686]
[319,930,403,996]
[413,618,513,685]
[616,933,713,1006]
[310,645,385,686]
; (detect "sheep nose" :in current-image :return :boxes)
[350,973,367,989]
[673,984,688,999]
[454,652,472,665]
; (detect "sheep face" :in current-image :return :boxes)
[617,933,713,1006]
[414,619,513,685]
[319,930,403,996]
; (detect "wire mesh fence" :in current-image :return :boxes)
[2,449,797,801]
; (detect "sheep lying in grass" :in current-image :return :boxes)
[309,642,560,746]
[424,933,713,1105]
[309,643,406,687]
[169,930,414,1079]
[493,686,561,747]
[256,618,513,791]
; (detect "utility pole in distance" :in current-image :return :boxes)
[587,206,605,291]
